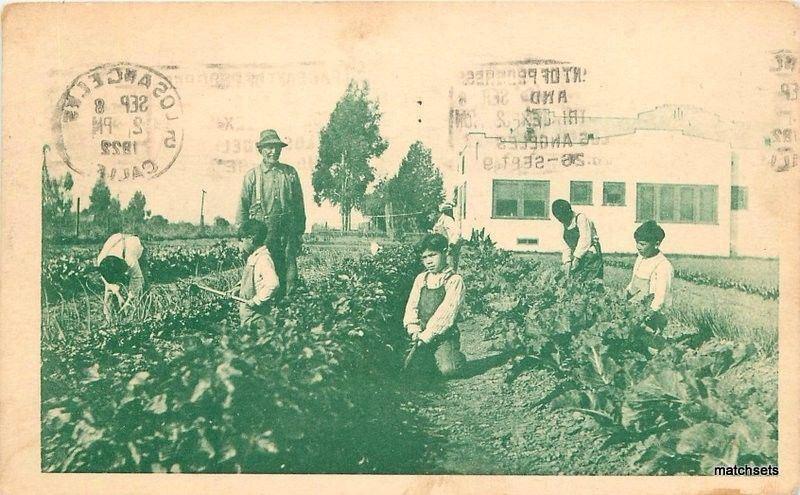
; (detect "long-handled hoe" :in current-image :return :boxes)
[189,282,249,304]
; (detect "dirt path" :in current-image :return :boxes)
[408,319,634,475]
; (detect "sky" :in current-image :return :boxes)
[32,2,797,228]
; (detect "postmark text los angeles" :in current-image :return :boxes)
[55,62,184,181]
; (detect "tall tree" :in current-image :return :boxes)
[108,196,122,233]
[148,214,169,227]
[386,141,445,232]
[363,178,390,233]
[124,190,150,225]
[88,176,111,219]
[41,147,74,236]
[42,163,74,221]
[312,80,388,231]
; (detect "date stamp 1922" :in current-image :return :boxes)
[53,62,184,181]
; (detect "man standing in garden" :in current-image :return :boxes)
[237,129,306,299]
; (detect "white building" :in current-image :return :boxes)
[452,106,779,257]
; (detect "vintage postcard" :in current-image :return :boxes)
[1,1,799,494]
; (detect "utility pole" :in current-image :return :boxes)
[75,197,81,239]
[200,189,206,228]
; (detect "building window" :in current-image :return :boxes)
[492,180,550,219]
[636,183,718,224]
[603,182,626,206]
[731,186,748,210]
[460,183,467,219]
[570,181,593,205]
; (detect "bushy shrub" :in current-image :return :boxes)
[457,244,777,475]
[41,244,431,473]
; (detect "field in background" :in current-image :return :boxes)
[626,254,776,289]
[518,250,778,357]
[604,252,778,297]
[39,237,779,474]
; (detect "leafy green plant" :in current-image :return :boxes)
[456,243,777,475]
[42,241,243,303]
[42,243,433,473]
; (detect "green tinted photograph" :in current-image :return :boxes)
[26,1,791,480]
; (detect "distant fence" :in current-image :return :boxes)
[305,229,426,245]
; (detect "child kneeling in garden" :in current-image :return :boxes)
[625,220,674,331]
[403,233,467,378]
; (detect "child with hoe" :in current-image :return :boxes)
[234,219,281,327]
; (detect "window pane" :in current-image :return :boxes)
[679,187,695,221]
[494,181,516,217]
[462,184,467,218]
[658,185,676,222]
[699,186,717,223]
[522,181,549,218]
[522,181,548,199]
[603,182,625,206]
[494,180,549,218]
[495,181,518,199]
[637,184,655,221]
[493,181,519,217]
[570,181,592,205]
[731,186,747,210]
[496,200,518,217]
[523,200,546,217]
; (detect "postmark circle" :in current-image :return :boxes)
[54,62,184,181]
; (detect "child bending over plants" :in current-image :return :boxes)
[96,232,146,320]
[403,233,467,378]
[625,220,674,331]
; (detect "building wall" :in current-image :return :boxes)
[457,130,734,256]
[730,149,781,258]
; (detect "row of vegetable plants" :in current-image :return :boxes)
[42,241,243,302]
[41,243,435,473]
[602,256,778,300]
[457,242,777,474]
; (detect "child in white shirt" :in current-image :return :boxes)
[431,202,461,271]
[403,233,467,377]
[625,220,674,330]
[96,233,145,319]
[236,220,280,327]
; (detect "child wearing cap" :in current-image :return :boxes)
[403,233,467,378]
[625,220,674,331]
[431,202,461,271]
